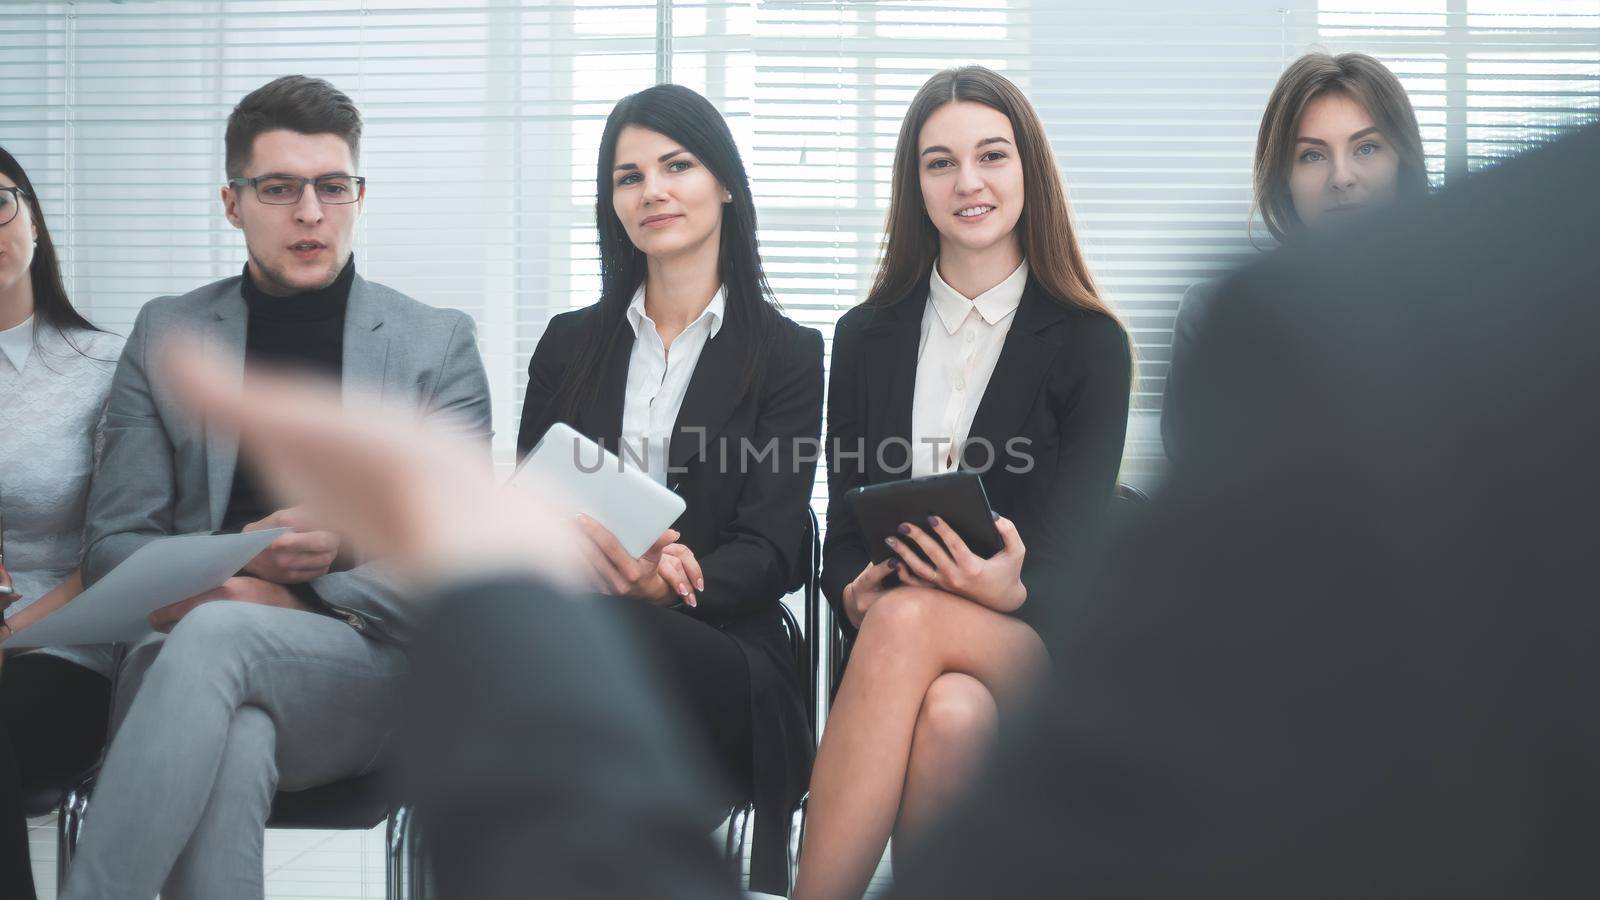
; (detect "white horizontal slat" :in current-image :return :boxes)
[4,0,1596,492]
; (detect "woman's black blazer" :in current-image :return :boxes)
[821,274,1132,638]
[517,300,823,894]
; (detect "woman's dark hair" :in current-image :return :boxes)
[1254,52,1429,242]
[0,145,101,339]
[552,83,779,420]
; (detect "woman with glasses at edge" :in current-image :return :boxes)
[516,83,821,896]
[793,66,1133,900]
[0,146,125,900]
[1163,51,1428,465]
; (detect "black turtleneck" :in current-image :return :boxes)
[220,258,354,533]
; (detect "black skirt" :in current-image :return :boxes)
[599,596,812,895]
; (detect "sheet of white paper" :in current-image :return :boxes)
[5,528,289,648]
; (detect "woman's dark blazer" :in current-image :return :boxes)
[822,274,1132,639]
[517,300,823,895]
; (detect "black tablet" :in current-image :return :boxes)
[847,471,1005,565]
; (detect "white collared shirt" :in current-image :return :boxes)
[0,314,35,372]
[621,282,726,483]
[910,259,1029,478]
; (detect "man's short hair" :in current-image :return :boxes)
[225,75,362,179]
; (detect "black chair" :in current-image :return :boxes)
[1112,480,1151,510]
[725,507,823,892]
[796,506,824,740]
[20,768,93,889]
[43,768,415,897]
[267,773,418,900]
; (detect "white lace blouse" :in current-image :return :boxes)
[0,319,124,676]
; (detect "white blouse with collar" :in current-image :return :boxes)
[620,283,726,484]
[910,259,1029,479]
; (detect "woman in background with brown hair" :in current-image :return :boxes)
[1163,51,1427,463]
[796,66,1132,899]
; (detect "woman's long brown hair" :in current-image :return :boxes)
[865,65,1118,333]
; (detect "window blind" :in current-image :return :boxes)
[2,0,1594,484]
[743,0,1598,487]
[0,0,661,473]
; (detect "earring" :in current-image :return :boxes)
[724,192,733,203]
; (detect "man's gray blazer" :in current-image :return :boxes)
[82,272,493,646]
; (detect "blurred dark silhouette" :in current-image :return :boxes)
[889,121,1600,898]
[400,577,740,899]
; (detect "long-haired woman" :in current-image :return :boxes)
[1163,51,1427,462]
[795,66,1133,899]
[0,145,124,900]
[517,83,822,896]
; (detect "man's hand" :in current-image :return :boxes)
[243,507,340,584]
[148,575,306,633]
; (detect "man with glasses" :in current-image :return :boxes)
[63,75,491,899]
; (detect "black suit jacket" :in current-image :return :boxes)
[822,275,1132,636]
[517,299,823,894]
[1161,278,1219,464]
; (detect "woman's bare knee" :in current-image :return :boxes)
[915,673,999,746]
[852,586,942,665]
[852,588,1050,697]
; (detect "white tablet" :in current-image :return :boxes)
[508,422,686,558]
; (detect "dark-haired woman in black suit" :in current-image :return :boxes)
[517,83,820,896]
[794,67,1132,900]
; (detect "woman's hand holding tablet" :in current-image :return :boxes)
[573,518,690,606]
[846,472,1005,564]
[841,558,899,629]
[884,514,1028,613]
[571,520,708,609]
[512,422,702,605]
[847,472,1030,615]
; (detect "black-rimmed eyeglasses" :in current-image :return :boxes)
[227,175,366,206]
[0,186,27,227]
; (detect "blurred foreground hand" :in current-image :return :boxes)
[162,340,585,594]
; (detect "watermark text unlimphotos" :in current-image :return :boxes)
[567,430,1036,476]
